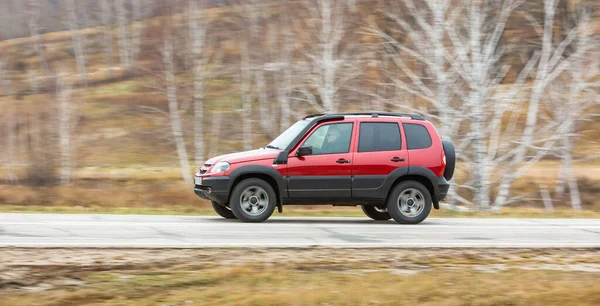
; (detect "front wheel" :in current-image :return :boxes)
[230,178,276,223]
[386,181,432,224]
[211,201,236,219]
[361,205,391,221]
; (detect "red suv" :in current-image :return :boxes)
[194,112,455,224]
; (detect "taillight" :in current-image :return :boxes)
[442,150,446,165]
[441,150,447,176]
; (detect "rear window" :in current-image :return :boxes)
[403,123,432,150]
[358,122,402,152]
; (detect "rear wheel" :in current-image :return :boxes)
[387,181,432,224]
[211,201,236,219]
[230,178,276,223]
[361,205,391,221]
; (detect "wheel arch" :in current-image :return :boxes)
[227,165,286,205]
[386,167,440,209]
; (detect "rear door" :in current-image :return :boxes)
[286,120,356,202]
[351,120,409,200]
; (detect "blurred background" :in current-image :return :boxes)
[0,0,598,214]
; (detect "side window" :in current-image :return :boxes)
[403,123,432,150]
[358,122,402,152]
[302,122,353,155]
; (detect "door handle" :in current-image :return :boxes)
[390,157,405,162]
[336,158,351,164]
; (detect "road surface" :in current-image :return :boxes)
[1,214,599,248]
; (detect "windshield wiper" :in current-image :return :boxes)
[264,145,281,150]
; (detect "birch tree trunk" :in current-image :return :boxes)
[4,110,17,184]
[241,41,253,151]
[0,57,12,96]
[189,0,206,166]
[318,0,338,112]
[66,0,88,86]
[115,0,131,74]
[430,0,451,138]
[130,0,142,65]
[558,5,592,211]
[26,0,49,81]
[303,0,352,112]
[56,72,73,185]
[561,132,582,210]
[469,87,490,210]
[163,38,193,185]
[210,111,222,157]
[445,0,519,210]
[100,0,115,75]
[255,69,272,134]
[493,0,555,207]
[466,0,490,211]
[277,15,293,133]
[244,0,274,137]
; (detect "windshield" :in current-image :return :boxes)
[267,119,311,150]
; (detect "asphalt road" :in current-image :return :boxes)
[1,214,599,248]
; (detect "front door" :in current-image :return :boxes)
[286,121,355,202]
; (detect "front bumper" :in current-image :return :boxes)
[193,176,231,204]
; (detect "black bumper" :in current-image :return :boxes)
[193,176,230,204]
[436,176,450,203]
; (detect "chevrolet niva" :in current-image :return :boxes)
[194,112,455,224]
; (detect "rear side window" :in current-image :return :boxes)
[358,122,402,152]
[403,123,432,150]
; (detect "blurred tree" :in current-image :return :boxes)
[56,70,74,185]
[115,0,142,77]
[65,0,88,86]
[493,0,595,210]
[370,0,462,139]
[298,0,360,113]
[163,19,193,185]
[188,0,209,166]
[100,0,115,75]
[25,0,49,88]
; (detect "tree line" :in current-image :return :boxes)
[0,0,599,211]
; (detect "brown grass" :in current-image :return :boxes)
[1,248,599,306]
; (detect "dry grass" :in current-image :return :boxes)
[1,203,599,218]
[1,248,599,306]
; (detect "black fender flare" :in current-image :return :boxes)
[227,165,287,199]
[377,167,410,196]
[407,166,440,202]
[380,166,440,208]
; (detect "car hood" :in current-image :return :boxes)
[204,148,280,165]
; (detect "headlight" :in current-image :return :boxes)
[210,161,230,173]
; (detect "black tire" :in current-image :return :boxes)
[361,205,391,221]
[386,181,432,224]
[211,201,236,219]
[442,139,456,181]
[230,178,276,223]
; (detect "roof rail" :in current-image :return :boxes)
[303,113,325,119]
[304,112,424,121]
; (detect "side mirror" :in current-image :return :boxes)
[296,145,313,157]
